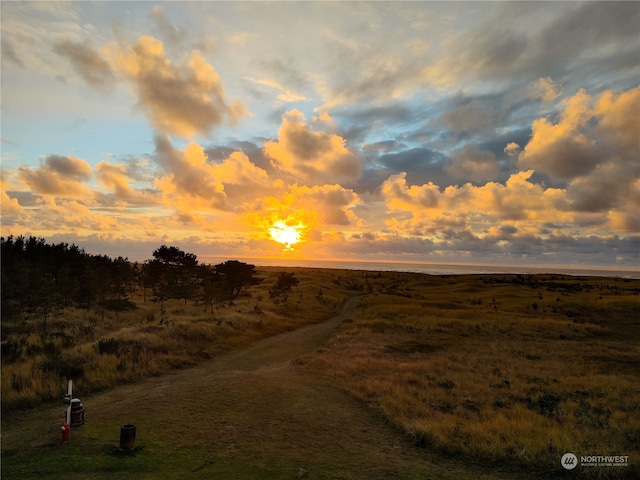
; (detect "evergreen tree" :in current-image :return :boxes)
[144,245,200,310]
[269,272,299,300]
[214,260,263,300]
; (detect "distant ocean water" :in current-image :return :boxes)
[199,257,640,279]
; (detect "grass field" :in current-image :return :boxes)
[2,269,639,478]
[1,267,357,412]
[302,272,640,478]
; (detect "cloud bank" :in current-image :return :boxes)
[1,2,638,268]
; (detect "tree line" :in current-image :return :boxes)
[1,236,297,328]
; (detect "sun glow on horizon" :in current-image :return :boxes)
[269,220,304,251]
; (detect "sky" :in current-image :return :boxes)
[1,1,639,268]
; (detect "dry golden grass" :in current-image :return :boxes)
[2,268,638,477]
[0,267,363,411]
[303,273,640,475]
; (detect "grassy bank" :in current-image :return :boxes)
[301,272,640,477]
[2,269,639,478]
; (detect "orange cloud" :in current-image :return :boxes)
[519,95,597,180]
[381,172,441,213]
[594,86,639,154]
[518,86,639,228]
[95,161,159,206]
[609,178,640,232]
[264,110,363,185]
[290,184,360,226]
[104,36,247,138]
[464,171,570,223]
[18,155,93,198]
[531,77,561,103]
[153,135,278,214]
[154,136,227,211]
[504,142,520,157]
[249,183,360,228]
[210,151,275,188]
[95,162,131,193]
[1,189,27,216]
[381,170,572,236]
[27,197,120,233]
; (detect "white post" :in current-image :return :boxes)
[66,379,72,425]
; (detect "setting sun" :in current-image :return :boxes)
[269,221,304,251]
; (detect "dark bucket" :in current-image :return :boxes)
[119,424,136,450]
[70,399,85,427]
